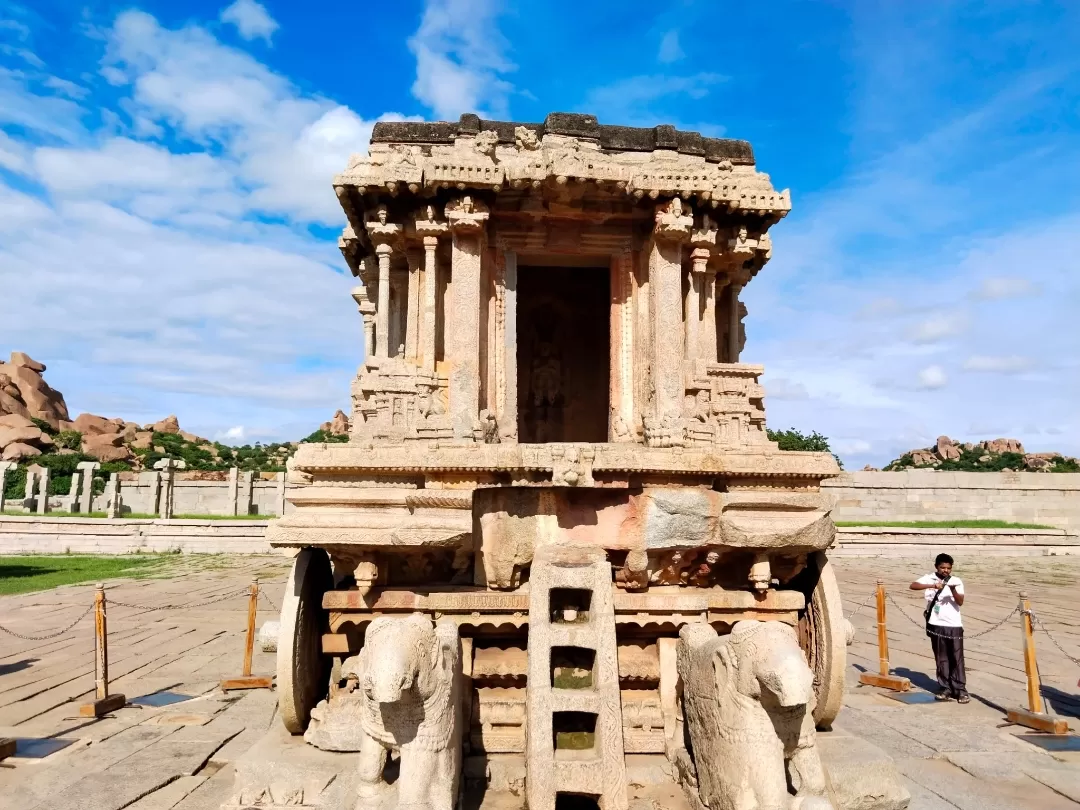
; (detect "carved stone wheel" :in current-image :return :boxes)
[278,547,333,734]
[795,550,846,729]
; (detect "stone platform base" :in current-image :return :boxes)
[224,728,909,810]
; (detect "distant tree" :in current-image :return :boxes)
[766,428,843,469]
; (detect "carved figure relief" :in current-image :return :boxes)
[345,615,462,810]
[677,621,833,810]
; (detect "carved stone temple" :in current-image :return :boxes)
[226,114,909,810]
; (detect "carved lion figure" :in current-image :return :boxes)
[342,614,462,810]
[677,621,833,810]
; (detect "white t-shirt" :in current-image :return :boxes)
[917,574,965,628]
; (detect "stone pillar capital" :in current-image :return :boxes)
[414,205,450,241]
[445,195,490,233]
[653,198,693,243]
[365,204,403,248]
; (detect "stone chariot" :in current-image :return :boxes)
[232,113,902,810]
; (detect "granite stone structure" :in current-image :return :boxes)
[227,113,908,810]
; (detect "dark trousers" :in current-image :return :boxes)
[929,625,967,696]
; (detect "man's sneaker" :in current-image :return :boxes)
[956,694,971,704]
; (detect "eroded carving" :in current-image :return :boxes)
[345,614,462,810]
[677,621,833,810]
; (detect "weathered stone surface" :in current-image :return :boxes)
[817,734,910,810]
[151,415,181,434]
[258,620,279,652]
[0,351,69,428]
[0,422,46,448]
[319,409,350,436]
[9,351,46,372]
[3,441,41,460]
[83,431,134,462]
[74,412,123,436]
[678,621,834,810]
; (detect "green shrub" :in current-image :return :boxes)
[766,428,843,469]
[301,428,349,444]
[55,430,83,450]
[30,417,57,435]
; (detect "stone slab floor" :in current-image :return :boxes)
[0,554,1076,810]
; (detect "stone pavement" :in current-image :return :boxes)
[0,554,1076,810]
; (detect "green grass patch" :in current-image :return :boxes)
[835,519,1056,530]
[1,511,107,518]
[169,513,274,521]
[0,554,172,596]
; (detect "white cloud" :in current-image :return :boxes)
[764,377,809,400]
[909,312,967,343]
[916,365,948,389]
[971,276,1037,300]
[963,355,1035,373]
[218,425,246,441]
[0,9,418,440]
[408,0,514,120]
[220,0,279,44]
[584,72,726,127]
[657,30,684,64]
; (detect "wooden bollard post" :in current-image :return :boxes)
[1007,591,1069,733]
[221,577,272,691]
[79,584,126,717]
[859,580,911,691]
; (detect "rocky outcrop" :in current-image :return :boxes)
[150,415,181,434]
[320,409,350,437]
[82,431,133,463]
[886,435,1078,473]
[0,352,70,429]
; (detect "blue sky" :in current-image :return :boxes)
[1,0,1078,466]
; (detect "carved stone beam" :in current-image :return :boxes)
[414,207,449,374]
[651,199,692,420]
[364,205,403,360]
[445,196,490,440]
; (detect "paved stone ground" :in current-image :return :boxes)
[0,554,1076,810]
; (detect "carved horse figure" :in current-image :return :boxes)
[678,620,834,810]
[342,614,462,810]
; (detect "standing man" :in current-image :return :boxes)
[910,553,969,703]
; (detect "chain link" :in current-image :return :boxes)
[107,588,250,611]
[1029,612,1080,667]
[258,589,279,612]
[845,591,877,621]
[885,593,1018,640]
[0,603,95,641]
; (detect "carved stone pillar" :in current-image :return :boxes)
[415,208,448,374]
[351,287,375,364]
[445,196,490,440]
[375,244,392,359]
[364,205,402,361]
[728,283,743,363]
[650,199,692,421]
[499,248,518,441]
[689,216,718,364]
[405,248,421,362]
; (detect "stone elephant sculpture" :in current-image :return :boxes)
[342,613,462,810]
[677,620,834,810]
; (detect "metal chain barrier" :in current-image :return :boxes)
[845,591,877,621]
[1029,612,1080,667]
[107,587,251,612]
[0,603,95,641]
[258,589,279,612]
[885,592,1018,640]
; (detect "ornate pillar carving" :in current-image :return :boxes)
[609,246,635,441]
[405,249,421,361]
[350,286,376,363]
[365,205,402,361]
[688,215,717,364]
[415,206,448,374]
[728,283,743,363]
[498,246,518,441]
[649,199,692,425]
[445,196,490,440]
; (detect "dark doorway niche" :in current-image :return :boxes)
[517,266,610,443]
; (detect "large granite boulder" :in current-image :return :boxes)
[0,352,70,430]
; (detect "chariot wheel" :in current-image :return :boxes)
[278,547,333,734]
[796,550,846,729]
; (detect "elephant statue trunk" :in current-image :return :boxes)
[756,643,816,708]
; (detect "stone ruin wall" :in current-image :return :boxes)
[824,470,1080,532]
